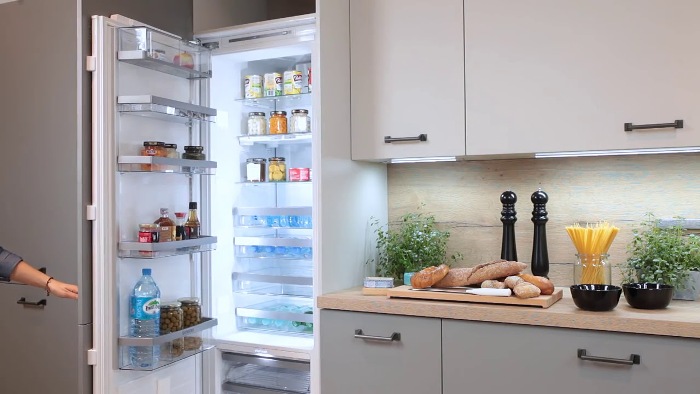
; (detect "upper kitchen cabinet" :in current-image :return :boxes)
[465,0,700,157]
[350,0,466,161]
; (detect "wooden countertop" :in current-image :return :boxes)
[317,287,700,339]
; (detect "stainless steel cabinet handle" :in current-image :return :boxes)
[354,329,401,342]
[17,297,47,308]
[624,119,683,132]
[577,349,640,365]
[384,134,428,143]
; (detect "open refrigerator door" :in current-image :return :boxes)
[200,15,316,394]
[91,14,219,393]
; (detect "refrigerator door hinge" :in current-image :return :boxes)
[86,56,96,72]
[87,348,98,365]
[86,205,97,221]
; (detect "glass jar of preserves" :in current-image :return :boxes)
[269,111,288,134]
[138,223,159,257]
[247,112,267,135]
[290,109,311,133]
[140,141,166,171]
[268,157,286,182]
[182,145,205,160]
[246,158,266,182]
[160,301,184,358]
[164,143,178,158]
[178,297,203,351]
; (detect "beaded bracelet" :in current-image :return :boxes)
[45,276,54,296]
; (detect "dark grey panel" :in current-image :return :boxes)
[79,323,93,394]
[0,284,85,393]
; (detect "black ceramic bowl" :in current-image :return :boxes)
[622,283,674,309]
[570,284,622,311]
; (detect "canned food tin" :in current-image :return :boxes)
[283,70,303,95]
[244,75,263,98]
[289,167,310,182]
[264,73,283,97]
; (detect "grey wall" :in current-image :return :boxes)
[193,0,315,33]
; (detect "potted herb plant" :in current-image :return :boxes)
[369,206,462,285]
[621,214,700,300]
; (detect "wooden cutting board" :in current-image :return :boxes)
[386,285,564,308]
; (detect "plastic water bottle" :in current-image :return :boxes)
[129,268,161,368]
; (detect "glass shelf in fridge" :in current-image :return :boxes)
[118,236,218,258]
[233,268,313,286]
[238,132,311,147]
[118,156,217,175]
[118,27,212,79]
[236,299,313,336]
[118,317,217,371]
[118,95,217,123]
[236,92,312,110]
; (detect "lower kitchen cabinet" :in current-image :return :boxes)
[319,310,442,394]
[442,319,700,394]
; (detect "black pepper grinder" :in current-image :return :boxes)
[530,189,550,278]
[500,190,518,261]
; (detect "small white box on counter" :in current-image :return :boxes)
[363,277,394,288]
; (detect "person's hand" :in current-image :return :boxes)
[48,279,79,300]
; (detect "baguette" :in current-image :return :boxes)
[410,264,450,289]
[465,260,528,285]
[433,267,474,287]
[518,274,555,295]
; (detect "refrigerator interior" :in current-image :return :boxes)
[208,34,315,356]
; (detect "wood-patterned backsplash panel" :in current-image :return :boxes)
[386,153,700,286]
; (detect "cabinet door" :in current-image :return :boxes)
[351,0,466,161]
[320,310,442,394]
[465,0,700,156]
[443,319,700,394]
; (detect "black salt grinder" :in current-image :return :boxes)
[530,189,550,278]
[500,190,518,261]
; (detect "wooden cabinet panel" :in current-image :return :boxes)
[443,319,700,394]
[320,310,442,393]
[465,0,700,156]
[351,0,466,161]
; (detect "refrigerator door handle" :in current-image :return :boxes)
[16,297,47,308]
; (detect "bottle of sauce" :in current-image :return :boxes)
[174,212,187,241]
[185,202,201,239]
[154,208,176,242]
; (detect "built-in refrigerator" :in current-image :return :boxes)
[90,9,388,394]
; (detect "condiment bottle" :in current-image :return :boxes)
[174,212,187,241]
[154,208,176,242]
[185,202,201,239]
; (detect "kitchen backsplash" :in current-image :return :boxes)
[386,153,700,286]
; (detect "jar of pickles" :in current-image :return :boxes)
[269,111,288,134]
[268,157,286,182]
[290,109,310,133]
[182,146,205,160]
[247,112,267,135]
[178,297,203,351]
[160,301,184,358]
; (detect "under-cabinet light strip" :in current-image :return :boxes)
[390,156,457,164]
[535,147,700,158]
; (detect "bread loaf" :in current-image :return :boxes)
[519,274,555,295]
[504,276,524,289]
[410,264,450,289]
[465,260,528,285]
[433,267,474,287]
[513,282,541,299]
[481,280,506,289]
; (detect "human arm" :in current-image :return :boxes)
[1,246,79,300]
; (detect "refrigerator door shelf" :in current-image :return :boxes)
[238,132,311,147]
[118,94,217,123]
[118,26,212,79]
[118,235,218,258]
[235,92,312,110]
[118,317,218,371]
[117,156,217,175]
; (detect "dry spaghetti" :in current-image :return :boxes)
[565,222,619,284]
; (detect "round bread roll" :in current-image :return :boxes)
[518,274,555,295]
[410,264,450,289]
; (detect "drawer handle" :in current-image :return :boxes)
[577,349,640,365]
[384,134,428,143]
[354,329,401,342]
[624,119,683,132]
[17,297,47,308]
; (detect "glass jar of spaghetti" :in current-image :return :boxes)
[573,253,611,285]
[269,111,288,134]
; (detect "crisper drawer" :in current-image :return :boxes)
[320,310,442,394]
[222,352,310,394]
[442,320,700,394]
